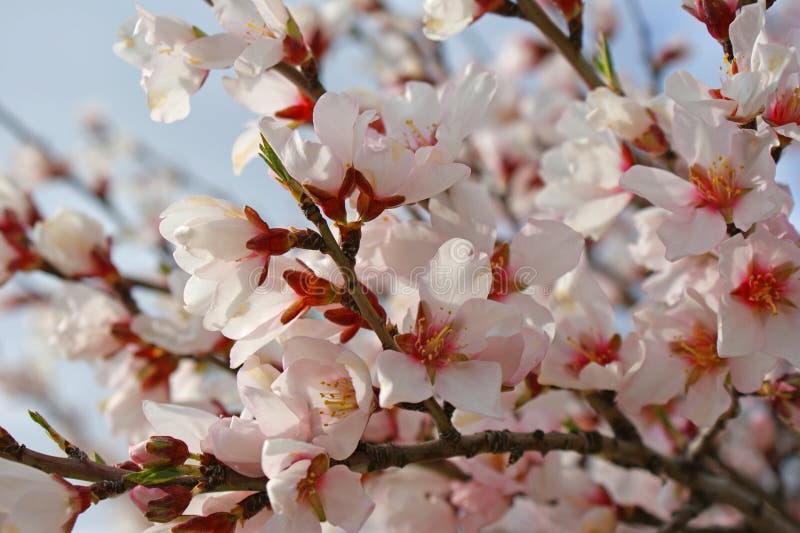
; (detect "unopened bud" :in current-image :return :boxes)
[129,436,189,468]
[551,0,583,21]
[171,512,238,533]
[246,227,296,256]
[130,485,192,523]
[685,0,736,42]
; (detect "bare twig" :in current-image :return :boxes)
[657,492,708,533]
[272,62,326,102]
[514,0,605,90]
[584,391,642,443]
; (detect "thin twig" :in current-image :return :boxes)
[584,391,642,443]
[514,0,605,90]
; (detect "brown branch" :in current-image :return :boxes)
[272,62,326,102]
[301,192,460,439]
[584,391,642,443]
[3,420,798,531]
[513,0,605,90]
[657,492,708,533]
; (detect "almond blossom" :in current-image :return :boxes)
[376,238,522,417]
[184,0,299,78]
[262,439,374,533]
[260,65,496,222]
[159,196,297,330]
[32,208,112,277]
[536,102,634,239]
[717,223,800,365]
[0,460,84,532]
[114,7,209,122]
[619,290,775,427]
[239,337,374,459]
[422,0,483,41]
[621,108,785,260]
[539,265,640,391]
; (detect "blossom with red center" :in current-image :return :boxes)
[621,108,784,260]
[565,333,621,376]
[540,266,640,391]
[731,261,797,316]
[718,224,800,366]
[376,239,525,417]
[764,74,800,142]
[619,289,774,427]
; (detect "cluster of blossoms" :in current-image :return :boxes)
[2,0,800,532]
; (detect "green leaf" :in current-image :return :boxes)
[593,34,622,94]
[124,465,199,486]
[93,452,107,465]
[191,25,207,38]
[259,134,304,199]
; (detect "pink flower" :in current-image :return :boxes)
[376,239,524,417]
[0,460,85,532]
[159,196,296,331]
[361,467,457,532]
[585,87,669,155]
[539,266,640,391]
[237,337,373,460]
[621,108,784,260]
[619,290,775,427]
[262,439,374,533]
[717,224,800,365]
[42,283,129,360]
[537,103,634,239]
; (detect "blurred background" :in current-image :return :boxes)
[0,0,797,530]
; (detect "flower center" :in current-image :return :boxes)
[731,262,797,316]
[396,312,467,377]
[688,159,745,217]
[669,322,724,369]
[295,454,329,522]
[402,119,437,150]
[317,377,358,424]
[766,86,800,126]
[566,333,621,375]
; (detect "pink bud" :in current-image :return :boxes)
[129,436,190,468]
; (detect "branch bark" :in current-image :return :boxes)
[514,0,605,90]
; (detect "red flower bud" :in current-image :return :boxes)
[130,485,193,523]
[171,512,238,533]
[685,0,737,42]
[550,0,583,21]
[129,436,190,468]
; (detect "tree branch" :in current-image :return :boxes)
[513,0,605,90]
[584,391,642,443]
[272,62,326,102]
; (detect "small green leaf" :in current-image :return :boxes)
[93,452,107,465]
[259,134,305,199]
[124,465,199,486]
[192,25,207,38]
[593,34,622,94]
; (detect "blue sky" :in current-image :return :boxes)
[0,1,797,530]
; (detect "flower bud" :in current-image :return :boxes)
[550,0,583,22]
[129,435,190,468]
[171,512,238,533]
[130,485,193,523]
[684,0,737,42]
[31,208,110,277]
